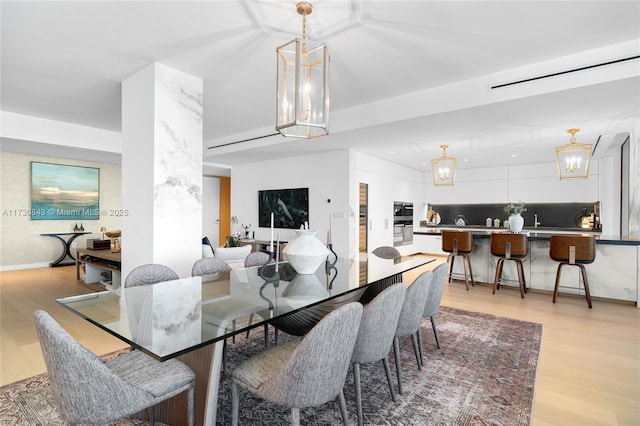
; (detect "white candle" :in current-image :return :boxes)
[270,213,274,252]
[304,221,309,230]
[275,235,279,271]
[328,214,332,245]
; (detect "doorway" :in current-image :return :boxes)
[202,175,231,248]
[359,183,368,253]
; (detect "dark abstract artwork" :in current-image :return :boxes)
[259,188,309,229]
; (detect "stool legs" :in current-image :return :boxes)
[493,258,526,298]
[447,253,474,291]
[553,263,592,308]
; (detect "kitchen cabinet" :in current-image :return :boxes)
[414,233,446,255]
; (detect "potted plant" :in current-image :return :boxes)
[225,233,241,247]
[504,201,526,232]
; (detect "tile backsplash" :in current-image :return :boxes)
[427,201,600,230]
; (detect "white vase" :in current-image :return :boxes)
[282,230,330,274]
[508,214,524,233]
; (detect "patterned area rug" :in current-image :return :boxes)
[0,306,542,425]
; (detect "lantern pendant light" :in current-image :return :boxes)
[432,145,457,186]
[556,128,592,180]
[276,2,330,139]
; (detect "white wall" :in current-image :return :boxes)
[0,152,122,270]
[231,150,352,259]
[421,159,621,234]
[354,152,425,256]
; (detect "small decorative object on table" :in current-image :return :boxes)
[504,201,526,233]
[455,215,466,227]
[105,230,121,253]
[242,224,252,239]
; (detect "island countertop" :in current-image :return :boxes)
[414,226,640,245]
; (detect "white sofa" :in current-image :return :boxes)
[202,243,251,270]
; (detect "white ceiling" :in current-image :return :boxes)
[1,1,639,172]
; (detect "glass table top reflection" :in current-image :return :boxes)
[57,254,435,361]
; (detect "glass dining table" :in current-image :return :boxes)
[57,253,435,425]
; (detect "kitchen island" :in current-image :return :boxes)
[415,227,639,305]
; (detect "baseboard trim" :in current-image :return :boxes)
[0,262,52,271]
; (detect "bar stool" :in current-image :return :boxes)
[441,230,475,290]
[549,235,595,308]
[490,233,528,298]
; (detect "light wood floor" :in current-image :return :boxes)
[1,260,639,425]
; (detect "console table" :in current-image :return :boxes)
[40,232,91,267]
[76,248,121,291]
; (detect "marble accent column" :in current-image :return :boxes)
[629,128,639,240]
[122,63,203,278]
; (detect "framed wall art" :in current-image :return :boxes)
[259,187,309,229]
[31,162,100,220]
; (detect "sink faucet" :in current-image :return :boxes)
[534,214,541,228]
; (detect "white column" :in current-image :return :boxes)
[121,63,203,278]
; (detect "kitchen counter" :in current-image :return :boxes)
[414,226,639,245]
[413,227,639,305]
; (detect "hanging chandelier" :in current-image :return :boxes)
[432,145,457,186]
[276,2,330,139]
[555,128,592,180]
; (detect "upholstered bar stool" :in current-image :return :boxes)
[441,230,475,290]
[549,235,595,308]
[490,233,529,298]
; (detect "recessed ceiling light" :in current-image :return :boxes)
[512,154,518,157]
[389,150,395,154]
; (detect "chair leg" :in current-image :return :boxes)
[516,260,525,298]
[578,264,593,309]
[493,258,504,294]
[411,332,422,370]
[447,254,455,281]
[149,405,155,425]
[552,263,564,303]
[246,313,255,338]
[430,316,441,349]
[382,356,396,402]
[393,337,403,395]
[353,363,363,426]
[416,328,424,368]
[231,382,240,426]
[461,255,470,291]
[187,383,195,426]
[291,407,301,426]
[337,390,349,425]
[263,323,269,349]
[465,254,475,286]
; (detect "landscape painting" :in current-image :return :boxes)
[31,162,100,220]
[259,188,309,229]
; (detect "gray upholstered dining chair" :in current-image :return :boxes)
[125,263,179,287]
[33,310,195,426]
[350,283,406,426]
[392,270,433,395]
[191,256,232,280]
[231,302,364,426]
[420,263,448,353]
[244,251,272,267]
[372,246,401,259]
